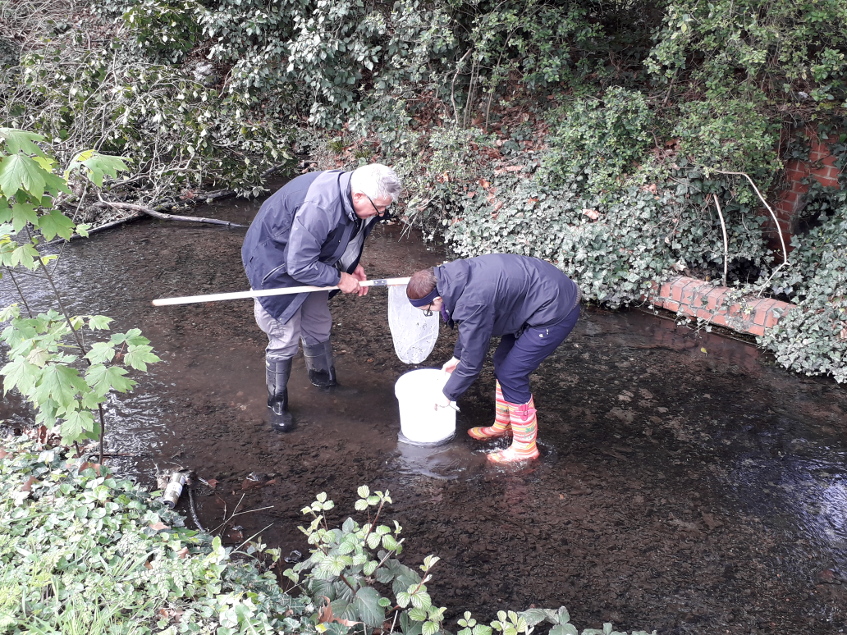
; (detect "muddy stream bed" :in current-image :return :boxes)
[2,194,847,634]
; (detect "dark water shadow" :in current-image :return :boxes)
[2,196,847,634]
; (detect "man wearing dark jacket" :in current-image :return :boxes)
[406,254,580,463]
[242,164,401,432]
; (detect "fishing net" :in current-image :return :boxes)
[387,284,439,364]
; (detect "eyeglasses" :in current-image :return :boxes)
[365,194,392,217]
[423,304,433,317]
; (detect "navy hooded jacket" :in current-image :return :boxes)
[436,254,580,401]
[241,170,375,322]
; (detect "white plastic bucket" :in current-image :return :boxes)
[394,369,456,446]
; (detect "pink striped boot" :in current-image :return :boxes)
[488,396,540,463]
[468,381,512,440]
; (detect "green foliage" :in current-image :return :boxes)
[0,129,162,445]
[671,99,782,195]
[5,30,292,201]
[761,183,847,382]
[0,437,314,634]
[646,0,847,105]
[446,156,770,308]
[541,87,654,199]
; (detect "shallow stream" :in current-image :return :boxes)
[2,195,846,634]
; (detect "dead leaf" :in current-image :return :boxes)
[149,521,170,531]
[21,476,37,492]
[176,547,190,559]
[582,208,601,221]
[505,165,522,172]
[318,597,362,627]
[204,478,218,489]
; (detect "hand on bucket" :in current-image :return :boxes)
[441,356,460,374]
[434,391,459,412]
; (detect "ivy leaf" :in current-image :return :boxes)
[36,209,75,241]
[85,364,136,396]
[124,345,160,371]
[549,625,578,635]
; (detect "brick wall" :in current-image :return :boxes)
[770,130,842,254]
[648,276,795,338]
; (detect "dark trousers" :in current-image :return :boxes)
[492,303,580,404]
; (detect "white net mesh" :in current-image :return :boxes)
[388,284,439,364]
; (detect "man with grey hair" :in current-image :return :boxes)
[242,164,401,432]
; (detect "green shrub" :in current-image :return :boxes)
[541,87,654,199]
[0,437,314,634]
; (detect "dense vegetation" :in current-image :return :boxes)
[1,0,845,629]
[2,0,846,380]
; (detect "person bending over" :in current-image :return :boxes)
[406,253,580,463]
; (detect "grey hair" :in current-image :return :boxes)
[350,164,402,202]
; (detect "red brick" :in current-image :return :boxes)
[680,279,706,306]
[813,174,838,188]
[695,308,714,321]
[752,300,777,326]
[821,155,838,168]
[704,287,727,310]
[657,281,673,300]
[660,300,680,312]
[780,190,800,205]
[711,314,727,327]
[746,324,766,337]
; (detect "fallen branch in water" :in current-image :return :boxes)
[95,199,246,228]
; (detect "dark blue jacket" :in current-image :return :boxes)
[242,170,374,322]
[436,254,579,400]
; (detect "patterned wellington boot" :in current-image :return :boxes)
[488,396,540,463]
[468,381,512,440]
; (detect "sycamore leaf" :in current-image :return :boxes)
[85,364,135,395]
[124,345,161,371]
[0,128,46,156]
[81,390,106,410]
[87,315,113,330]
[61,409,96,444]
[10,202,39,232]
[4,243,40,270]
[66,151,129,187]
[1,357,40,395]
[85,341,116,365]
[0,153,46,200]
[36,209,75,241]
[33,364,88,408]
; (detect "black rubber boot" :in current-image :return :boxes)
[266,357,295,432]
[303,339,337,389]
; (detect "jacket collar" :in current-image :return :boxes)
[339,171,356,221]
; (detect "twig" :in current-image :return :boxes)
[188,486,206,532]
[95,199,246,228]
[707,168,789,265]
[233,522,275,554]
[711,194,729,287]
[451,50,472,124]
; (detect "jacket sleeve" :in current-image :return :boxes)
[442,303,495,401]
[286,203,343,287]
